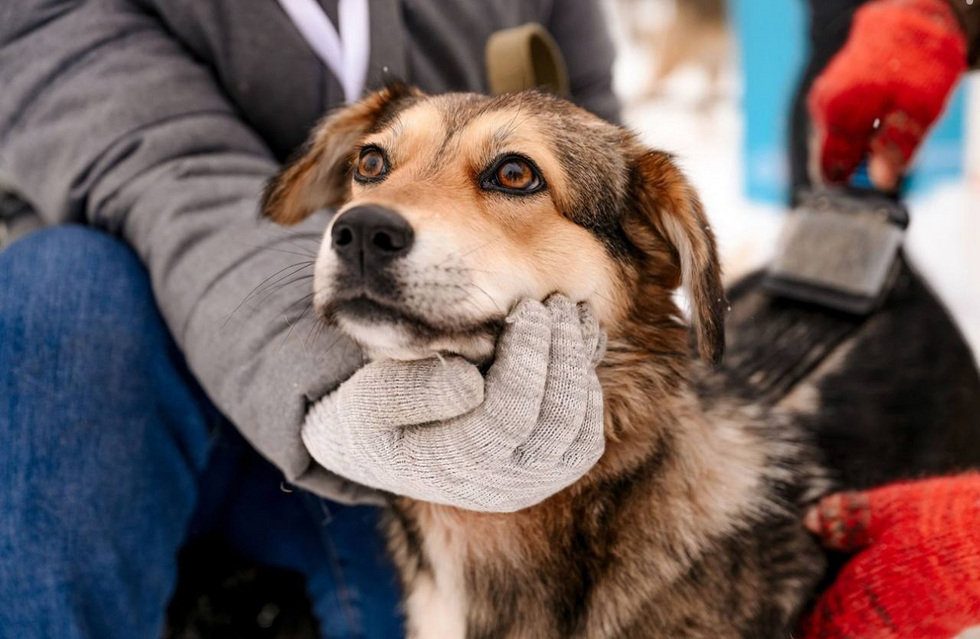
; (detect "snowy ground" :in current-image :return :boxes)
[607,5,979,361]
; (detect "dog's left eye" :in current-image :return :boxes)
[354,147,388,182]
[482,155,545,195]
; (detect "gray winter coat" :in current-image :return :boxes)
[0,0,620,502]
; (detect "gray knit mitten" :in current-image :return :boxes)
[301,295,607,512]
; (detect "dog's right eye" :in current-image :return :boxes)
[354,147,388,183]
[481,154,546,196]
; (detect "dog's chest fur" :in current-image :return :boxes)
[385,391,826,639]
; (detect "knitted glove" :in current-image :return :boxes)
[808,0,968,189]
[798,473,980,639]
[301,295,607,512]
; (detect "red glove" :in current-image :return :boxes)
[798,473,980,639]
[808,0,968,189]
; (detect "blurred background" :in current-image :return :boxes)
[602,0,979,357]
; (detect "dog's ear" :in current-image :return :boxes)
[262,84,423,225]
[626,149,726,364]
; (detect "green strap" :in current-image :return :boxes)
[485,23,570,96]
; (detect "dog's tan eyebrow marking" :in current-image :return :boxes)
[471,131,515,172]
[385,117,405,141]
[433,108,472,153]
[362,102,450,173]
[363,116,404,149]
[490,127,514,148]
[398,106,470,181]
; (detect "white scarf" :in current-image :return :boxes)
[276,0,371,103]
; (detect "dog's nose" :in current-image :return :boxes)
[331,205,414,270]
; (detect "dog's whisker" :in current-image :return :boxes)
[304,313,327,350]
[248,244,318,259]
[270,227,327,241]
[242,262,314,303]
[258,273,313,304]
[282,291,317,315]
[249,229,323,256]
[251,273,316,311]
[444,287,487,319]
[282,238,322,256]
[222,261,315,328]
[436,235,504,267]
[317,328,348,360]
[308,321,324,350]
[459,282,503,314]
[277,306,307,355]
[277,298,316,356]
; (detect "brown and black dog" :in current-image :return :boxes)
[262,85,980,639]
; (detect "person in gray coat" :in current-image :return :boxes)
[0,1,620,637]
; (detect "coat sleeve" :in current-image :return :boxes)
[547,0,623,124]
[0,0,379,503]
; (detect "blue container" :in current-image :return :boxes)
[730,0,966,203]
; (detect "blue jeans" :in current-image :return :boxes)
[0,226,403,639]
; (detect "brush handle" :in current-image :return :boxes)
[802,187,910,230]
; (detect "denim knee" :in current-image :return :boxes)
[0,225,212,538]
[0,225,219,639]
[2,225,169,366]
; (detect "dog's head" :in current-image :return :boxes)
[263,86,725,364]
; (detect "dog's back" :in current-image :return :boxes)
[714,256,980,491]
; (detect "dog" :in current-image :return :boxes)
[261,85,980,638]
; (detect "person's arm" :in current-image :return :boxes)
[547,0,622,124]
[807,0,972,189]
[0,0,373,501]
[0,0,609,511]
[798,474,980,639]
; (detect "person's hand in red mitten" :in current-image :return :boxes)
[798,473,980,639]
[808,0,968,190]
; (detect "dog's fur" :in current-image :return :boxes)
[262,86,980,639]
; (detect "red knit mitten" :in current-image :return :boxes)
[798,473,980,639]
[808,0,968,189]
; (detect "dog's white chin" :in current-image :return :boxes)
[337,316,495,363]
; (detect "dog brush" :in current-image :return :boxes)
[763,188,909,315]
